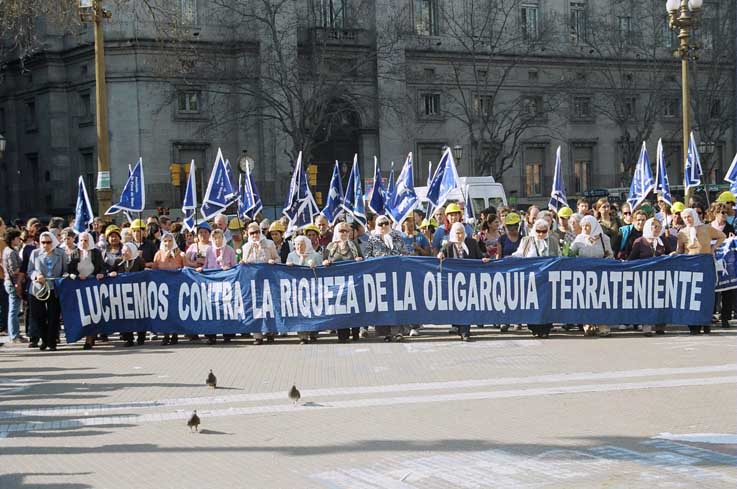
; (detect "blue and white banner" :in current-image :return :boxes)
[322,161,345,225]
[684,132,703,192]
[240,160,263,220]
[386,152,418,223]
[548,146,568,211]
[715,237,737,292]
[368,156,387,216]
[342,154,366,225]
[654,138,673,207]
[627,142,655,211]
[182,159,198,232]
[201,148,236,220]
[106,158,145,215]
[55,255,715,343]
[426,147,460,207]
[73,176,95,234]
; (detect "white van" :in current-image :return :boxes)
[415,176,507,218]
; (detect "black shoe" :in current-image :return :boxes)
[39,343,47,351]
[266,336,275,344]
[253,338,263,345]
[703,326,711,334]
[383,336,392,342]
[98,334,109,342]
[160,338,170,346]
[207,338,216,345]
[29,342,38,348]
[83,343,93,350]
[223,337,231,343]
[136,337,145,346]
[170,336,178,345]
[124,339,134,347]
[48,345,57,351]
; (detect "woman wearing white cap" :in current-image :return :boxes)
[571,215,614,337]
[69,232,106,350]
[677,208,725,334]
[109,242,147,346]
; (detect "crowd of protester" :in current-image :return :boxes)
[0,190,733,350]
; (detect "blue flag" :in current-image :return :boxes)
[386,162,396,204]
[386,152,418,223]
[342,154,366,224]
[368,156,387,216]
[201,148,236,221]
[181,160,198,231]
[73,176,94,234]
[655,138,673,207]
[548,146,568,211]
[283,151,320,237]
[224,159,238,203]
[684,132,702,192]
[241,160,263,220]
[724,152,737,194]
[106,158,145,215]
[321,161,344,225]
[626,142,655,211]
[426,147,460,207]
[463,185,475,224]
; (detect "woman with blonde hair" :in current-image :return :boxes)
[153,233,185,345]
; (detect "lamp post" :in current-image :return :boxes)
[666,0,703,201]
[453,144,463,162]
[79,0,113,217]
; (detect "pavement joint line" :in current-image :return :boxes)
[1,363,734,420]
[1,375,735,437]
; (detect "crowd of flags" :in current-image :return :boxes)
[72,133,737,234]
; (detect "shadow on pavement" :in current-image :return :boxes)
[0,473,92,489]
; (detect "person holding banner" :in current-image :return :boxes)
[101,226,123,269]
[677,208,725,334]
[27,232,68,351]
[227,219,245,262]
[571,216,614,337]
[269,222,290,264]
[432,204,472,253]
[708,203,736,329]
[302,224,322,254]
[109,243,147,346]
[152,233,185,345]
[323,222,364,342]
[241,222,278,345]
[287,235,324,344]
[366,216,408,342]
[185,222,215,271]
[130,219,157,269]
[68,232,105,350]
[437,222,489,341]
[594,199,620,242]
[496,213,522,259]
[401,217,431,257]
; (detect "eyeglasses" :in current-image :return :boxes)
[535,229,548,234]
[622,211,631,215]
[249,231,260,235]
[720,211,729,215]
[378,222,390,227]
[41,241,52,244]
[338,229,349,233]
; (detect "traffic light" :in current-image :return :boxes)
[307,164,318,186]
[170,163,182,186]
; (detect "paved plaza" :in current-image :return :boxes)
[1,326,736,489]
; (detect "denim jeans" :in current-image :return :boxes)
[4,282,21,340]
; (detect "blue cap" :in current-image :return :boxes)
[197,222,211,232]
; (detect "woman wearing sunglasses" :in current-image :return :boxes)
[26,232,69,351]
[241,222,278,345]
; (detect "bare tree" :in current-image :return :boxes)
[572,0,675,184]
[438,0,562,183]
[688,0,737,182]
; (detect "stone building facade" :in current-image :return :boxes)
[0,0,734,219]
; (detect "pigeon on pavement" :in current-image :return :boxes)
[288,384,301,405]
[187,410,200,432]
[206,370,217,389]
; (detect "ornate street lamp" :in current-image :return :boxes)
[238,150,255,175]
[79,0,113,216]
[666,0,703,200]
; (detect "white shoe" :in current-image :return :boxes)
[359,327,369,338]
[598,326,611,337]
[409,329,419,337]
[617,325,627,330]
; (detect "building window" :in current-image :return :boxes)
[617,16,633,45]
[316,0,346,29]
[80,149,96,207]
[423,68,436,79]
[521,3,539,41]
[420,93,441,117]
[663,97,679,118]
[416,142,445,185]
[572,96,592,119]
[180,0,197,25]
[525,162,543,196]
[520,95,543,118]
[79,92,93,123]
[473,95,493,117]
[528,70,539,81]
[177,91,200,113]
[415,0,439,36]
[570,1,587,44]
[25,100,37,131]
[572,145,593,193]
